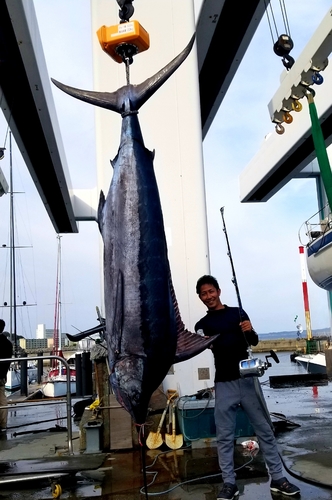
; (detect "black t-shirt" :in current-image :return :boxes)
[0,334,13,379]
[195,305,258,382]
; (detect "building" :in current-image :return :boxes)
[19,338,48,350]
[36,323,70,347]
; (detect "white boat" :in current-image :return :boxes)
[42,236,77,398]
[299,208,332,291]
[42,355,78,397]
[5,362,38,390]
[42,377,76,398]
[294,352,326,374]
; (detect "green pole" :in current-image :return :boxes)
[307,92,332,212]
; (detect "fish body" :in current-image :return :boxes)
[99,111,179,424]
[52,35,218,424]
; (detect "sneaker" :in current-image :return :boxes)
[217,482,239,500]
[270,477,300,496]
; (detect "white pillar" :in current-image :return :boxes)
[91,0,214,396]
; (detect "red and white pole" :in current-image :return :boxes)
[299,246,312,340]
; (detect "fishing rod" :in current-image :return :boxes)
[220,206,279,377]
[220,206,244,315]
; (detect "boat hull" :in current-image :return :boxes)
[5,366,38,390]
[42,380,76,398]
[306,229,332,291]
[294,353,326,374]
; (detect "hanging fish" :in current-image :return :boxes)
[52,35,218,425]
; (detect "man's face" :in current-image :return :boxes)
[198,283,222,310]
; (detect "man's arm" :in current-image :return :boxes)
[240,320,259,346]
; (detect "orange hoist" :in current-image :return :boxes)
[97,0,149,66]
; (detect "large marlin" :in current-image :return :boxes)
[52,35,218,425]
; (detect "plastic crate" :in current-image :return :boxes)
[176,397,254,442]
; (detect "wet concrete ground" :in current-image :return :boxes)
[1,352,332,499]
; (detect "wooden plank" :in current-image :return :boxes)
[95,359,110,450]
[109,395,133,450]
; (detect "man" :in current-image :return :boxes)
[0,319,13,431]
[195,275,300,500]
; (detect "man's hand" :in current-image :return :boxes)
[240,320,253,333]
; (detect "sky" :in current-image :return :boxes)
[0,0,332,339]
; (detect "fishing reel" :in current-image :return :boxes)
[239,348,279,378]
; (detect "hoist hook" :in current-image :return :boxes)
[291,100,302,112]
[275,123,285,135]
[283,112,293,124]
[116,0,134,23]
[282,54,295,70]
[312,72,324,85]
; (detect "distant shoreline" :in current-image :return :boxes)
[252,337,330,353]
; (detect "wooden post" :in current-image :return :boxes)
[95,358,110,450]
[325,349,332,378]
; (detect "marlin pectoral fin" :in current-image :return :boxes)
[167,268,218,363]
[174,331,219,363]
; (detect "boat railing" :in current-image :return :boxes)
[298,205,332,246]
[0,354,73,454]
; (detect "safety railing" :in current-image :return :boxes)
[0,355,73,454]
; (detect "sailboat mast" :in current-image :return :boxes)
[53,234,62,354]
[9,131,17,355]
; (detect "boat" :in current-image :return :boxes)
[1,131,37,390]
[299,206,332,291]
[5,362,38,390]
[293,334,331,374]
[42,353,80,397]
[294,241,331,374]
[42,373,76,398]
[294,352,326,374]
[42,236,76,398]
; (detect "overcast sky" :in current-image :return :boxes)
[0,0,331,339]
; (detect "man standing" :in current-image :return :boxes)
[195,275,300,499]
[0,319,13,431]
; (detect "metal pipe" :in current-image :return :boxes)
[0,354,73,454]
[0,472,69,485]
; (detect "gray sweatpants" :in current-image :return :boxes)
[215,377,284,484]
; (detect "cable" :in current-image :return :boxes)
[279,0,291,37]
[140,447,256,496]
[265,0,279,43]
